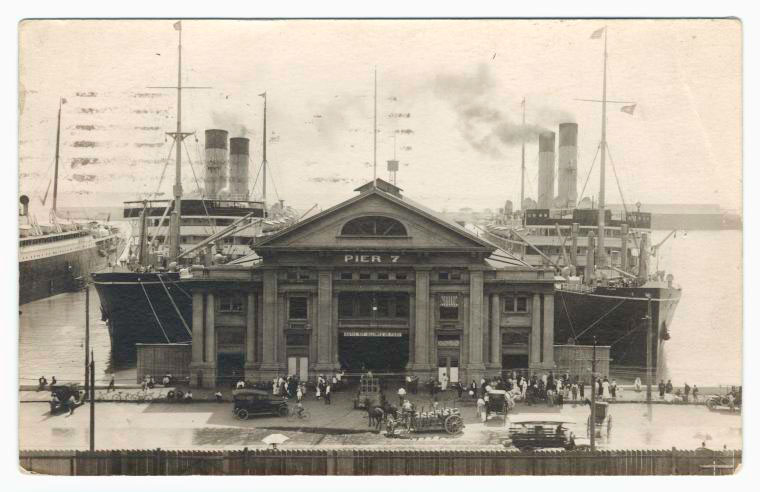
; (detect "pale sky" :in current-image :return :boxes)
[18,19,742,214]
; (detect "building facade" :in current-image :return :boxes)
[185,180,556,387]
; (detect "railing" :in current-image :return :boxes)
[20,448,741,476]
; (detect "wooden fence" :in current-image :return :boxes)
[20,448,740,476]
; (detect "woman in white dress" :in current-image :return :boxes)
[601,378,611,399]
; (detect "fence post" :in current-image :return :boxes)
[243,447,248,475]
[671,447,677,475]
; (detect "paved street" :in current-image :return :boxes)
[19,388,741,451]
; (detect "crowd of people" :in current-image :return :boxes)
[248,371,347,405]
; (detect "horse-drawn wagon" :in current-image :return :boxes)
[587,400,612,438]
[385,405,465,436]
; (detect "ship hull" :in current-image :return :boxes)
[19,235,124,306]
[554,285,681,382]
[91,272,192,362]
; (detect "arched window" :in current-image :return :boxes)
[341,216,407,236]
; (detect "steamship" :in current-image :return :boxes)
[19,98,124,306]
[483,33,681,381]
[91,25,294,362]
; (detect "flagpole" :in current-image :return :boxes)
[520,97,526,226]
[596,26,608,268]
[373,67,378,185]
[261,92,267,209]
[170,21,184,261]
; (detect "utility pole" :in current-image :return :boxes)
[89,350,95,451]
[645,293,653,420]
[590,336,597,451]
[596,27,609,267]
[84,286,90,399]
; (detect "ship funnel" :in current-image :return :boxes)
[204,129,228,199]
[19,195,29,216]
[537,132,555,209]
[229,137,250,200]
[557,123,578,208]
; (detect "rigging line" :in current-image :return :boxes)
[153,140,176,199]
[248,155,263,200]
[139,281,171,343]
[577,143,601,205]
[608,323,643,348]
[183,139,216,237]
[574,299,627,340]
[267,157,282,203]
[560,294,578,340]
[605,142,629,217]
[166,277,192,299]
[157,274,192,337]
[192,138,217,236]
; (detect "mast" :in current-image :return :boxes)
[52,97,62,214]
[520,97,526,225]
[596,27,608,267]
[261,92,267,209]
[373,67,378,184]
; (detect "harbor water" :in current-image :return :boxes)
[18,229,742,387]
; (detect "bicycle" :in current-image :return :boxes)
[286,407,311,421]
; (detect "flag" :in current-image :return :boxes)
[61,97,67,104]
[258,92,266,98]
[173,21,182,31]
[590,27,605,39]
[620,103,637,115]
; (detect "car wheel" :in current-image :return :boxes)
[278,406,288,417]
[237,409,249,420]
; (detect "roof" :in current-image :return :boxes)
[254,180,496,252]
[508,414,577,425]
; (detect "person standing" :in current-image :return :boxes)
[325,384,331,405]
[397,387,407,407]
[658,380,666,398]
[297,384,303,403]
[601,378,610,400]
[579,380,585,399]
[610,379,617,399]
[571,381,578,401]
[107,375,115,392]
[441,373,449,392]
[692,385,699,403]
[684,382,691,402]
[665,379,673,394]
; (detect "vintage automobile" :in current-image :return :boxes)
[506,415,587,450]
[587,401,612,438]
[483,389,516,422]
[232,389,288,420]
[706,388,742,412]
[49,384,84,415]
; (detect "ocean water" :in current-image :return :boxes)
[18,230,743,387]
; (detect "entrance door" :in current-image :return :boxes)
[338,334,409,373]
[502,354,529,370]
[437,356,459,383]
[287,356,309,380]
[217,353,245,387]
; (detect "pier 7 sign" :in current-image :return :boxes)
[343,254,401,264]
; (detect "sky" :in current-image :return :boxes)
[18,19,742,215]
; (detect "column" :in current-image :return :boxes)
[204,292,215,364]
[244,291,256,377]
[542,293,555,368]
[530,294,542,369]
[191,291,203,364]
[315,270,337,372]
[466,269,485,380]
[411,269,432,374]
[489,293,501,371]
[406,293,416,370]
[259,269,280,376]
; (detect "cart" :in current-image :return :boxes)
[483,389,513,422]
[385,406,465,436]
[353,374,384,409]
[506,415,582,450]
[587,400,612,438]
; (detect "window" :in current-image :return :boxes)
[359,272,371,280]
[376,297,390,317]
[377,272,389,280]
[395,294,410,318]
[451,271,462,280]
[219,294,244,313]
[438,272,450,280]
[286,270,298,280]
[439,295,459,320]
[288,297,308,319]
[217,327,244,345]
[395,272,408,280]
[357,295,372,317]
[340,272,353,280]
[338,294,354,317]
[504,295,529,313]
[341,216,407,236]
[298,271,311,280]
[516,297,528,312]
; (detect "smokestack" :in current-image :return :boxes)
[229,137,250,200]
[538,132,555,209]
[204,129,228,199]
[557,123,578,208]
[19,195,29,217]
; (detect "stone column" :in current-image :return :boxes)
[191,291,204,364]
[258,269,280,377]
[542,293,555,369]
[244,291,256,378]
[530,294,542,369]
[406,293,416,370]
[315,270,337,372]
[204,292,215,364]
[466,269,486,381]
[489,293,501,371]
[411,269,432,375]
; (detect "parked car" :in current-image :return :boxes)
[232,389,288,420]
[506,415,588,450]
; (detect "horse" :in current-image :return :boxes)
[365,398,385,430]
